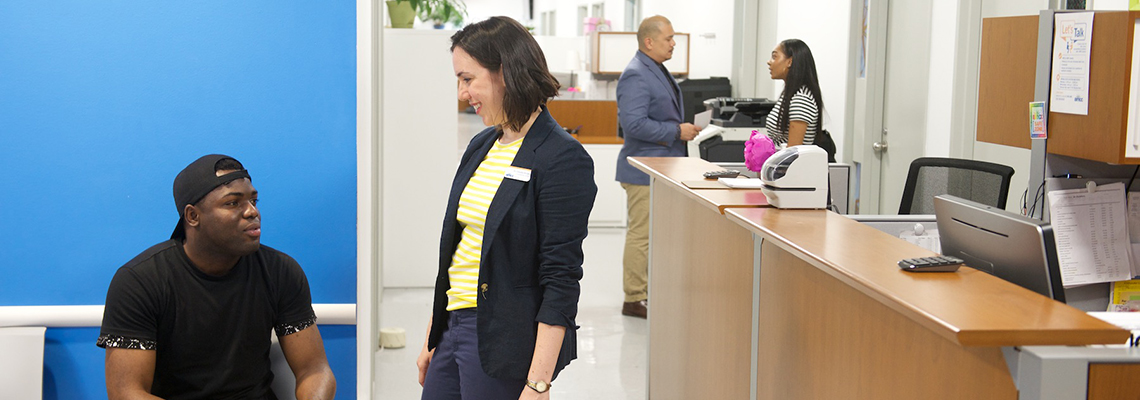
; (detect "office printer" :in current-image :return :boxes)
[687,97,776,162]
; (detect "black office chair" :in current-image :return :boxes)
[898,157,1015,214]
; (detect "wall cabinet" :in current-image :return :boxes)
[977,11,1140,165]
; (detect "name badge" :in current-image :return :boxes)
[504,166,532,182]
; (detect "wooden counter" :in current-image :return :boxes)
[631,156,1130,400]
[725,208,1126,347]
[726,207,1128,399]
[547,99,623,145]
[629,157,768,214]
[629,156,770,399]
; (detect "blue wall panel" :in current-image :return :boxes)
[0,1,358,398]
[43,328,106,400]
[314,325,358,399]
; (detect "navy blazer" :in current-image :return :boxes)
[615,50,686,185]
[428,107,597,380]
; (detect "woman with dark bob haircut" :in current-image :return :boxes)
[417,16,597,400]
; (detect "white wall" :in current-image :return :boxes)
[972,141,1031,211]
[1089,0,1130,9]
[770,0,854,160]
[532,0,735,80]
[381,29,459,287]
[640,0,736,80]
[983,0,1050,17]
[924,0,959,157]
[460,0,531,26]
[532,0,615,37]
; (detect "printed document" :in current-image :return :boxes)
[1128,192,1140,277]
[1047,182,1132,286]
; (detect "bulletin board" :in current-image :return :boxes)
[592,31,690,75]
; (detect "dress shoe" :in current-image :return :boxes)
[622,300,648,319]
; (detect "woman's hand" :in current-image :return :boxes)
[519,322,565,400]
[416,346,434,386]
[417,315,435,386]
[518,387,550,400]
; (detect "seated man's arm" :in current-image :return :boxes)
[105,348,162,400]
[279,325,336,400]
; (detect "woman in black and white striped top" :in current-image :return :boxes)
[765,39,824,147]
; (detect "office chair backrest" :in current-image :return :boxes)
[898,157,1015,214]
[270,334,297,400]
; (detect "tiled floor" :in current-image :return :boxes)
[375,227,648,399]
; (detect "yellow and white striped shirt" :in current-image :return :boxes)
[446,136,524,311]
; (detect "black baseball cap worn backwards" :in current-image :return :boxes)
[171,154,252,240]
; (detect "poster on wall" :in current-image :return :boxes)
[1049,12,1094,115]
[858,0,868,78]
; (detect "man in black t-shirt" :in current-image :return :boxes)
[98,154,335,400]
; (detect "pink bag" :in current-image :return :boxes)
[744,129,777,172]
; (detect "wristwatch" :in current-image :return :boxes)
[526,379,551,393]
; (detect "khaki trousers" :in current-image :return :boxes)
[621,183,650,303]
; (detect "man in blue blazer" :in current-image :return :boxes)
[615,15,701,318]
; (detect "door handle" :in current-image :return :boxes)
[872,142,888,153]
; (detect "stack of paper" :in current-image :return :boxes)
[718,178,765,189]
[1047,182,1133,287]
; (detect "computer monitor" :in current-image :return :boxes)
[678,77,731,124]
[934,195,1066,302]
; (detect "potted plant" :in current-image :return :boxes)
[418,0,466,29]
[386,0,466,29]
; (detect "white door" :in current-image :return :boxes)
[853,0,934,214]
[878,0,934,213]
[851,0,887,215]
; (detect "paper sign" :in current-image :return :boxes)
[1124,19,1140,158]
[1030,101,1047,139]
[1049,12,1094,115]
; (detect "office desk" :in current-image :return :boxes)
[631,157,1131,400]
[726,207,1127,399]
[629,157,769,399]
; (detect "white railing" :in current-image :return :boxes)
[0,304,356,327]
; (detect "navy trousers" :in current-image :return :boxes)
[421,309,526,400]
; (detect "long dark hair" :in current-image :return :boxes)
[775,39,824,142]
[451,17,560,132]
